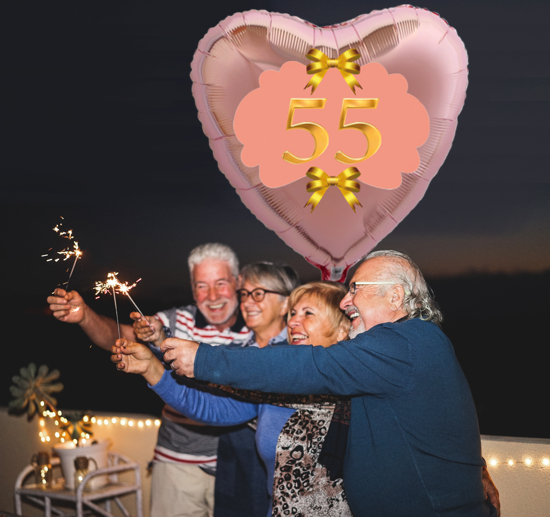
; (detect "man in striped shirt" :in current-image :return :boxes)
[48,243,251,517]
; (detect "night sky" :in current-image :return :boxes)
[1,1,548,438]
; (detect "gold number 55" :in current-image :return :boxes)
[282,98,381,165]
[282,99,328,164]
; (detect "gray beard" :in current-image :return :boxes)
[349,318,366,339]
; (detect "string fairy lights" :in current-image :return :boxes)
[487,456,550,468]
[37,409,161,444]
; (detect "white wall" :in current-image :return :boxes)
[481,435,550,517]
[2,408,549,517]
[1,408,158,517]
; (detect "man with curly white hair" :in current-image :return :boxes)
[161,250,499,517]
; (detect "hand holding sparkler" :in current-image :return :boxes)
[47,288,87,324]
[131,313,166,347]
[110,339,165,386]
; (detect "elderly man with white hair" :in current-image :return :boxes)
[48,243,251,517]
[160,250,499,517]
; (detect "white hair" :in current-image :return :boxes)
[188,243,239,282]
[364,250,443,326]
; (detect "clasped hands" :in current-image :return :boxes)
[111,337,199,385]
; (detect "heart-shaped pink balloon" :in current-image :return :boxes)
[191,7,468,281]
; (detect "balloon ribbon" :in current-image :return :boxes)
[305,49,362,94]
[305,167,362,212]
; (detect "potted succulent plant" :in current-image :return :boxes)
[9,363,110,489]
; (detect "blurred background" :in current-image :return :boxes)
[1,0,548,438]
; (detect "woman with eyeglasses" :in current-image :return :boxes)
[112,278,352,516]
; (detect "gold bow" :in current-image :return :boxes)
[305,48,362,94]
[305,167,362,212]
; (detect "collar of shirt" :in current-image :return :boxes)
[242,326,288,348]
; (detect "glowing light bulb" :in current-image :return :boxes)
[83,416,89,422]
[112,418,117,424]
[155,420,161,426]
[508,460,514,466]
[40,419,45,427]
[121,419,127,426]
[146,420,151,426]
[128,420,134,427]
[138,421,144,428]
[40,401,45,407]
[91,417,96,423]
[41,437,46,442]
[525,458,533,466]
[97,420,102,426]
[542,458,550,467]
[489,458,498,467]
[104,419,108,425]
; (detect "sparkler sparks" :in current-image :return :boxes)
[94,273,159,341]
[43,218,83,290]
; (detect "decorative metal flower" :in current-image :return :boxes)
[9,363,64,418]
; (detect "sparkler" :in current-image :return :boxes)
[42,217,83,291]
[94,272,160,341]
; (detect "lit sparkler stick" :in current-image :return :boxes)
[94,272,122,340]
[117,278,161,341]
[43,218,83,291]
[94,273,160,341]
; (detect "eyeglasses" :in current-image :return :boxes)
[238,288,285,303]
[348,281,396,296]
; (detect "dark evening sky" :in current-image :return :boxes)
[1,0,549,437]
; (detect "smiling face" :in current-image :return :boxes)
[240,280,288,339]
[192,259,239,329]
[339,257,407,336]
[288,295,347,347]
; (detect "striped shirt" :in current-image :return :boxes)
[152,304,251,474]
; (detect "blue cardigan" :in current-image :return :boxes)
[194,318,496,517]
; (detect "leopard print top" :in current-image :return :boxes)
[210,384,353,516]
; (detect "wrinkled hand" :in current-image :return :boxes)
[47,288,86,324]
[161,338,199,377]
[131,312,165,345]
[111,339,164,385]
[482,466,500,516]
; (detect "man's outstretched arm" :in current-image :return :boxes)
[47,288,136,351]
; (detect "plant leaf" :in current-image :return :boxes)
[41,382,64,394]
[43,369,60,383]
[37,365,49,379]
[10,386,24,397]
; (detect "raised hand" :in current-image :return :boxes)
[111,339,165,385]
[47,288,87,324]
[161,338,200,377]
[131,312,165,346]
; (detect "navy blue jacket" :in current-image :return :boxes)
[195,318,496,517]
